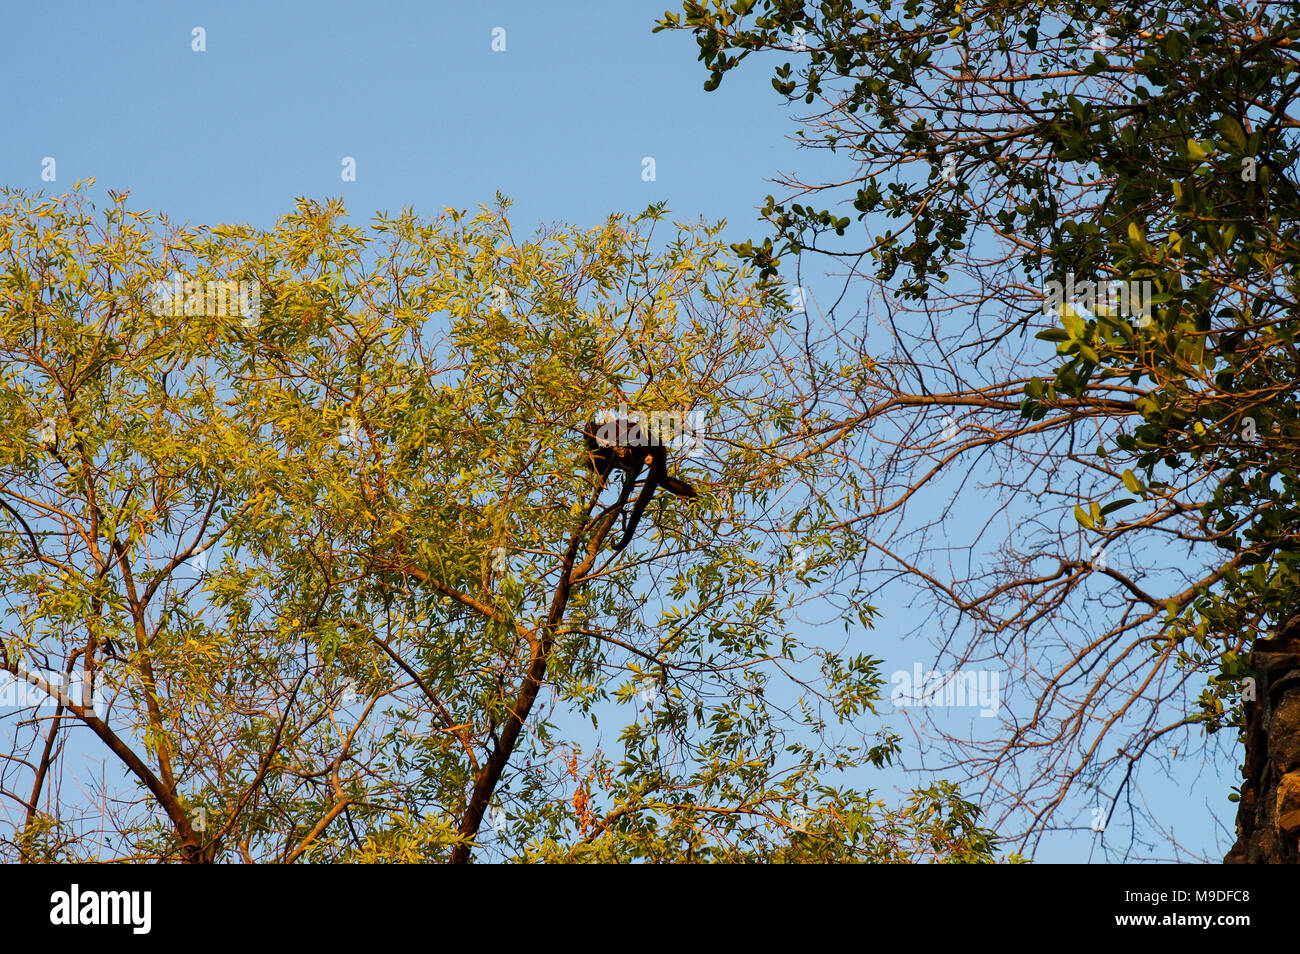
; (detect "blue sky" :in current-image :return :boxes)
[0,1,1229,862]
[0,1,810,233]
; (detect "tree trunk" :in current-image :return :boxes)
[1226,616,1300,863]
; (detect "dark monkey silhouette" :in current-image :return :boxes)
[582,415,696,551]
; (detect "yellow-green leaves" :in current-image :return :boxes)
[1060,303,1085,340]
[6,184,918,864]
[1073,502,1099,530]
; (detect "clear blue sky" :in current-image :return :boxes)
[0,0,1227,862]
[0,0,813,234]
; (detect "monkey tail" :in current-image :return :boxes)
[660,475,697,499]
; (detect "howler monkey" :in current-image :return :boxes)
[582,414,696,552]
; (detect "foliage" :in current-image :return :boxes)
[0,184,1000,862]
[660,0,1300,855]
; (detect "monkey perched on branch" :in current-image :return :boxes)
[581,414,697,551]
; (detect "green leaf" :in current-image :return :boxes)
[1122,469,1142,494]
[1074,504,1095,530]
[1061,306,1084,340]
[1215,115,1247,152]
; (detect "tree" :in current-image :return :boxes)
[659,0,1300,860]
[0,183,1001,862]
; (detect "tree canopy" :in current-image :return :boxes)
[659,0,1300,858]
[0,184,1001,862]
